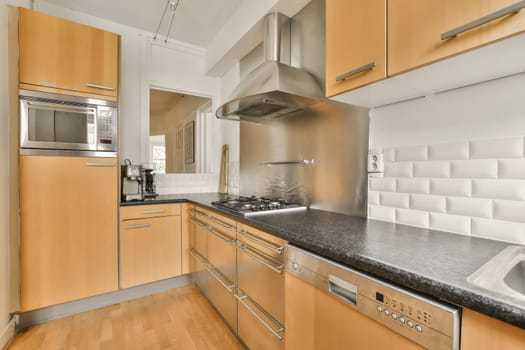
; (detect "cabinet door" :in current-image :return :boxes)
[121,215,182,288]
[19,156,118,311]
[389,0,525,76]
[285,273,424,350]
[325,0,386,97]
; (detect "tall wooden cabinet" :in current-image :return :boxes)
[19,156,118,311]
[388,0,525,75]
[19,8,119,99]
[325,0,386,97]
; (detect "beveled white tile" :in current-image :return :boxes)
[470,137,523,159]
[369,178,396,192]
[395,145,428,161]
[380,192,409,208]
[368,191,380,205]
[369,205,396,223]
[499,159,525,179]
[446,197,493,218]
[396,208,429,228]
[472,179,525,201]
[383,148,396,162]
[430,179,471,197]
[410,194,446,213]
[451,160,498,179]
[384,162,413,178]
[494,200,525,223]
[428,142,469,160]
[430,213,471,235]
[413,161,450,178]
[472,218,525,244]
[397,178,430,194]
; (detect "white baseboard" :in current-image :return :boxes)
[18,274,191,330]
[0,317,16,350]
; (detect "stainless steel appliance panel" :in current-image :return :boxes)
[237,288,284,350]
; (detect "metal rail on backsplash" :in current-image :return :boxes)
[259,159,315,166]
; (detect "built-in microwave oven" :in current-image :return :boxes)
[19,89,118,154]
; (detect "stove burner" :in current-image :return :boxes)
[212,195,306,216]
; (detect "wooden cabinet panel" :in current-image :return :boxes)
[181,203,192,275]
[461,308,525,350]
[285,273,424,350]
[20,156,118,311]
[121,203,181,220]
[19,8,118,99]
[325,0,386,97]
[120,215,182,288]
[388,0,525,76]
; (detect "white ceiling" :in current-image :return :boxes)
[43,0,243,47]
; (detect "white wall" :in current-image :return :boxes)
[0,0,12,343]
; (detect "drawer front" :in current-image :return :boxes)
[207,263,237,331]
[237,223,286,260]
[207,210,237,233]
[120,216,182,288]
[121,203,181,220]
[208,226,236,283]
[237,242,285,324]
[189,248,208,295]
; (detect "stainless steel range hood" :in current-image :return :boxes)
[216,12,324,123]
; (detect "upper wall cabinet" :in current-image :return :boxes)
[388,0,525,76]
[325,0,386,97]
[19,8,119,99]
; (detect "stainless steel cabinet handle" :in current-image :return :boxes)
[85,83,115,91]
[86,162,115,167]
[209,216,235,231]
[188,247,207,264]
[328,274,358,306]
[336,61,376,82]
[441,1,525,40]
[207,265,234,292]
[207,226,235,245]
[235,293,285,341]
[190,208,209,219]
[238,245,283,274]
[239,230,284,254]
[125,223,151,230]
[142,209,166,214]
[189,217,208,228]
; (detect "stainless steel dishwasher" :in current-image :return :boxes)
[285,245,460,350]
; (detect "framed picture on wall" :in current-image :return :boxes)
[184,121,195,164]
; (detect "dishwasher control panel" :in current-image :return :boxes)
[286,245,461,350]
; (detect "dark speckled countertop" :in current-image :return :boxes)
[122,193,525,329]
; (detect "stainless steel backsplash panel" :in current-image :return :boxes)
[240,101,369,217]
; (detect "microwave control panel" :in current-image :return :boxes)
[97,107,117,151]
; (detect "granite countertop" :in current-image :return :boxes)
[121,193,525,329]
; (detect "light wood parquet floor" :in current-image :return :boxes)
[8,285,245,350]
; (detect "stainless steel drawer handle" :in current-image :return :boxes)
[188,247,207,264]
[207,226,235,245]
[209,216,235,231]
[238,245,283,274]
[86,162,115,167]
[235,293,284,341]
[328,274,357,306]
[191,208,209,218]
[189,217,208,228]
[125,223,151,230]
[85,82,115,91]
[239,230,284,254]
[441,1,525,40]
[335,61,376,82]
[142,209,166,214]
[207,265,234,292]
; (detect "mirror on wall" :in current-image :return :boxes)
[149,88,214,174]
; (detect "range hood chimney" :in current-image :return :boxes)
[216,12,324,123]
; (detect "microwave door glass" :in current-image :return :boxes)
[54,110,88,143]
[28,108,55,142]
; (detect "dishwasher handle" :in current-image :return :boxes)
[328,274,358,306]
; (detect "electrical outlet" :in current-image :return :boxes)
[368,151,384,173]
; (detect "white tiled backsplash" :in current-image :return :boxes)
[156,174,219,194]
[369,136,525,244]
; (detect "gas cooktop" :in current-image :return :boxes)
[212,196,306,216]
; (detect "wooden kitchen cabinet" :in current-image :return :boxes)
[19,8,119,99]
[325,0,386,97]
[388,0,525,76]
[120,204,183,288]
[461,308,525,349]
[19,155,118,311]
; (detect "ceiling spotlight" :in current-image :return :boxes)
[154,0,181,43]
